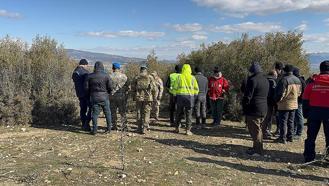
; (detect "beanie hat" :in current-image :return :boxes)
[112,62,121,69]
[283,64,294,73]
[195,66,202,73]
[275,62,284,70]
[213,66,220,73]
[79,59,88,65]
[292,67,300,77]
[320,60,329,72]
[249,62,262,73]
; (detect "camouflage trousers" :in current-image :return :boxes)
[110,95,127,128]
[136,101,152,132]
[151,100,161,119]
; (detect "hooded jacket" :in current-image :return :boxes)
[275,72,301,111]
[302,73,329,119]
[84,62,112,103]
[72,66,89,98]
[173,64,199,96]
[195,72,208,98]
[242,72,269,117]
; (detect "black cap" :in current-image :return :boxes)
[283,64,294,72]
[195,66,201,73]
[275,62,284,70]
[320,60,329,72]
[213,66,220,73]
[79,59,88,65]
[292,67,300,77]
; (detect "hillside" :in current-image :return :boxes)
[307,52,329,72]
[66,49,145,64]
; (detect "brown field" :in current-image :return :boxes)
[0,114,328,185]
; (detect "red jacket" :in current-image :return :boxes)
[208,76,229,100]
[303,73,329,108]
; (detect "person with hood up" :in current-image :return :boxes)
[208,66,229,126]
[274,64,301,144]
[242,62,269,155]
[72,59,92,131]
[303,61,329,162]
[173,64,199,135]
[84,61,112,135]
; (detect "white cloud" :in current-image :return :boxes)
[324,18,329,26]
[0,9,22,19]
[295,22,308,31]
[167,23,203,32]
[211,22,283,33]
[192,34,208,40]
[83,30,165,39]
[304,33,329,43]
[192,0,329,17]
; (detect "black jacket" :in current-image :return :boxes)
[296,76,306,103]
[242,73,269,117]
[72,66,89,98]
[267,75,277,106]
[84,62,112,103]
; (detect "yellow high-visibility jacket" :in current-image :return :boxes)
[173,64,199,96]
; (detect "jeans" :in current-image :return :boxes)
[278,110,295,141]
[210,99,224,125]
[294,103,304,136]
[195,95,207,119]
[304,118,329,162]
[91,99,112,133]
[78,97,91,129]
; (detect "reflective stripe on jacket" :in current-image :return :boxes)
[173,64,199,96]
[169,73,180,95]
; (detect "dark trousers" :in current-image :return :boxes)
[175,96,193,130]
[278,110,295,140]
[169,94,177,125]
[91,99,112,133]
[262,104,275,136]
[79,97,91,130]
[195,95,207,119]
[210,99,224,125]
[246,115,265,154]
[304,118,329,162]
[294,103,304,136]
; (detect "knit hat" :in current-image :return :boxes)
[79,59,88,65]
[283,64,294,73]
[249,62,262,73]
[213,66,220,73]
[292,67,300,77]
[275,62,284,70]
[112,62,121,69]
[320,60,329,72]
[195,66,202,73]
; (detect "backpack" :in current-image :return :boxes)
[136,75,151,91]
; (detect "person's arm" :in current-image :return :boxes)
[242,78,255,107]
[84,75,89,95]
[274,79,287,103]
[302,82,313,118]
[106,76,112,95]
[193,77,199,95]
[165,75,171,90]
[223,78,229,93]
[158,79,164,100]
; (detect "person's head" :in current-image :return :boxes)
[268,69,278,79]
[283,64,294,75]
[292,67,300,77]
[79,59,88,68]
[275,62,284,75]
[112,62,121,71]
[175,64,182,73]
[194,66,202,74]
[320,60,329,74]
[213,66,222,77]
[140,64,148,73]
[249,62,262,75]
[94,61,104,73]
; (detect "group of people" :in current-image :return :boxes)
[241,61,329,162]
[72,58,329,163]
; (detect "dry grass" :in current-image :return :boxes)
[0,114,328,185]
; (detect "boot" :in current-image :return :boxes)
[201,118,206,128]
[196,117,201,129]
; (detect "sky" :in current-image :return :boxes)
[1,0,329,60]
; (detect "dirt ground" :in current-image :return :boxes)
[0,115,328,186]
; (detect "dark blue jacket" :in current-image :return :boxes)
[72,66,89,98]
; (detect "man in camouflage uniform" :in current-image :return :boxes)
[109,63,128,130]
[132,65,156,134]
[151,71,163,121]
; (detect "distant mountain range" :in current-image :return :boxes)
[66,49,145,64]
[307,52,329,71]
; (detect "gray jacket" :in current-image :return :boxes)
[195,73,208,97]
